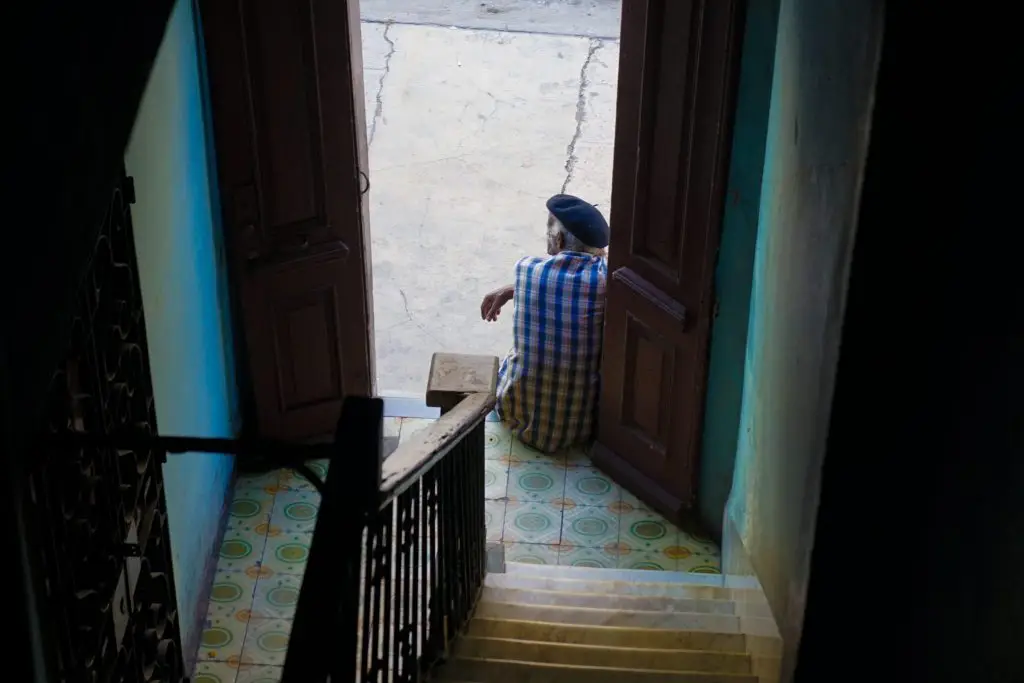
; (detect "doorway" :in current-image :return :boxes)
[197,0,744,532]
[358,3,622,396]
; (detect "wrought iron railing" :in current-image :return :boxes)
[30,172,187,683]
[283,392,493,683]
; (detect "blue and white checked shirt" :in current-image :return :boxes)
[496,251,607,453]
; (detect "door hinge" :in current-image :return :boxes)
[123,175,136,205]
[712,298,721,319]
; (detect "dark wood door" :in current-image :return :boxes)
[593,0,743,527]
[199,0,374,439]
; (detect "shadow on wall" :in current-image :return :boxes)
[124,0,238,669]
[697,0,780,540]
[722,0,885,677]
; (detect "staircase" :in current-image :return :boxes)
[437,561,767,682]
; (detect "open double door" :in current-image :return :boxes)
[199,0,742,527]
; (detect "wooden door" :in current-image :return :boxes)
[593,0,743,527]
[199,0,374,439]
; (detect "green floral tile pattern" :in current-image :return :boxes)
[270,490,321,533]
[503,542,560,565]
[558,544,618,569]
[563,466,620,507]
[616,508,680,553]
[252,574,303,620]
[484,500,506,542]
[195,412,723,680]
[560,504,619,549]
[484,459,510,500]
[503,501,563,544]
[506,461,566,504]
[262,532,313,575]
[241,618,293,666]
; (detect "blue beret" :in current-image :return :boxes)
[546,194,609,249]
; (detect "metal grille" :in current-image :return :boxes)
[28,174,185,683]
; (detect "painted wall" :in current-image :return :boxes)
[723,0,884,672]
[123,0,237,665]
[697,0,780,538]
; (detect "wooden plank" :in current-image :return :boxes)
[380,392,494,499]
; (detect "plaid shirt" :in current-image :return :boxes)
[496,251,607,452]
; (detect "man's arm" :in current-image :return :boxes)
[481,284,514,322]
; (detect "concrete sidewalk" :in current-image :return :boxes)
[360,7,620,394]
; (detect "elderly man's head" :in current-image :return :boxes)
[544,194,609,257]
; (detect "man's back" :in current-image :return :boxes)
[496,251,607,452]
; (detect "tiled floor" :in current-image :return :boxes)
[193,414,720,682]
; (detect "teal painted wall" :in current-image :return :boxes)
[722,0,884,670]
[698,0,780,537]
[124,0,237,666]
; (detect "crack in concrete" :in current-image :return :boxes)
[561,37,603,194]
[399,288,444,346]
[369,22,397,147]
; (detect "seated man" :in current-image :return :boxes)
[480,194,608,453]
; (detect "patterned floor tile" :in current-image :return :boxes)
[399,417,436,443]
[557,544,619,569]
[206,570,258,619]
[563,466,620,507]
[193,661,239,683]
[241,618,293,666]
[507,460,566,504]
[503,502,562,544]
[234,469,283,494]
[560,504,619,549]
[279,459,329,491]
[199,611,249,662]
[228,487,275,530]
[616,508,680,553]
[681,529,721,557]
[509,438,565,465]
[677,552,722,574]
[270,490,321,533]
[484,421,513,459]
[262,532,313,575]
[218,526,268,573]
[235,665,284,683]
[252,574,303,620]
[486,410,500,422]
[485,500,506,543]
[484,459,509,500]
[617,549,678,571]
[619,486,650,512]
[562,445,593,467]
[503,542,560,565]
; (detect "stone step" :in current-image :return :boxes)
[435,657,758,683]
[455,636,753,674]
[504,561,726,588]
[467,617,747,652]
[474,601,740,633]
[484,572,732,601]
[481,585,735,615]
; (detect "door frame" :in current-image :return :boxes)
[200,0,742,466]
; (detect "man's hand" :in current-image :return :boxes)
[481,285,514,322]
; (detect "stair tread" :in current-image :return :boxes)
[504,562,725,587]
[480,599,739,619]
[467,617,748,653]
[482,585,734,612]
[485,573,732,599]
[442,656,758,682]
[460,635,749,656]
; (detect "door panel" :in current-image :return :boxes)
[200,0,373,439]
[594,0,743,526]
